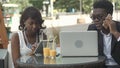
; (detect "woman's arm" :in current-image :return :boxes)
[11,33,20,68]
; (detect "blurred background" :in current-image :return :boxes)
[0,0,120,39]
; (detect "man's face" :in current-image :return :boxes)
[91,8,107,30]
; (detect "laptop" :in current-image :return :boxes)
[59,31,98,57]
[62,57,98,64]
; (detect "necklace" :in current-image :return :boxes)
[24,31,38,49]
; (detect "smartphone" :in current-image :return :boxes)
[33,41,44,55]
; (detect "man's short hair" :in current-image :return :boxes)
[93,0,113,15]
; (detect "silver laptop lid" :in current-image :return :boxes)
[59,31,98,57]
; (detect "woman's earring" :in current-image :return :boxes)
[19,26,24,30]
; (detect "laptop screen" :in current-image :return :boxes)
[59,31,98,57]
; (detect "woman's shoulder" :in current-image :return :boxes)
[10,32,20,48]
[11,32,18,38]
[11,31,23,38]
[11,31,21,42]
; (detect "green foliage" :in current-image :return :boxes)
[9,0,31,12]
[9,0,44,12]
[8,0,120,13]
[54,0,94,13]
[29,0,44,9]
[54,0,79,12]
[82,0,93,13]
[115,0,120,10]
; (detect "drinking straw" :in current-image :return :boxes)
[47,36,50,48]
[52,36,57,49]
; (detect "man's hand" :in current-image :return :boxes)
[103,14,120,39]
[103,14,117,34]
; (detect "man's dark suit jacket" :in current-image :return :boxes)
[87,21,120,65]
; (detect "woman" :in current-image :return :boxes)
[11,6,46,68]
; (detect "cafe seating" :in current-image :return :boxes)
[0,49,8,68]
[7,42,14,68]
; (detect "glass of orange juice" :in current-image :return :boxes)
[43,40,50,58]
[43,47,50,57]
[50,50,56,59]
[44,57,50,64]
[50,58,56,64]
[49,40,56,59]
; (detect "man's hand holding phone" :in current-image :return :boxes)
[103,14,117,34]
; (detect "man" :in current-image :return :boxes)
[87,0,120,68]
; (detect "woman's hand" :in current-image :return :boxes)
[29,43,37,55]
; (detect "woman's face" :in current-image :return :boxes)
[91,8,107,30]
[24,17,42,34]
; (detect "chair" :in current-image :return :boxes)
[7,41,14,68]
[0,9,9,48]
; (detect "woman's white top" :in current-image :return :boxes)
[18,31,32,56]
[8,31,34,68]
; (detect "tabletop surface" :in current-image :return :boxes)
[17,55,105,65]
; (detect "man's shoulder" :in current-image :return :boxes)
[87,23,97,30]
[88,23,95,26]
[113,20,120,27]
[113,20,120,23]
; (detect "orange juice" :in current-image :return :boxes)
[50,58,56,64]
[50,50,56,57]
[43,48,50,57]
[44,57,50,64]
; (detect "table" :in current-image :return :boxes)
[0,49,8,68]
[17,55,105,68]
